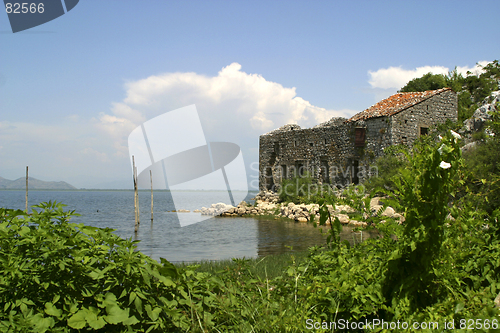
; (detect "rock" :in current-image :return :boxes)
[193,209,201,213]
[297,217,308,223]
[495,292,500,308]
[349,220,367,227]
[177,209,190,213]
[461,141,478,153]
[460,91,499,139]
[335,205,355,213]
[370,197,383,207]
[393,213,405,223]
[381,207,396,217]
[337,214,350,224]
[370,204,383,215]
[237,208,246,215]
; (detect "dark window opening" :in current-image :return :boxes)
[352,160,359,185]
[274,142,280,154]
[324,138,327,144]
[281,165,287,180]
[310,142,313,147]
[266,166,274,190]
[355,128,366,147]
[294,140,298,147]
[321,160,329,184]
[405,120,408,124]
[420,127,428,136]
[295,161,304,177]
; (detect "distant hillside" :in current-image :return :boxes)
[0,176,77,190]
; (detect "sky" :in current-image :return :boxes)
[0,0,498,190]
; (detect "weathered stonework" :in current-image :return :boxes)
[259,88,457,191]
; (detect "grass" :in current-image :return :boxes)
[174,249,314,280]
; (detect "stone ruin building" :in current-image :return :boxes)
[259,88,458,191]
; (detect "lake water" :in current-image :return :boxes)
[0,190,349,262]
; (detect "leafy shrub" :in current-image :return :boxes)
[364,143,409,194]
[462,107,500,213]
[278,172,334,204]
[399,72,447,93]
[0,202,219,332]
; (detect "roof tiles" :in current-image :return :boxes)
[348,88,452,122]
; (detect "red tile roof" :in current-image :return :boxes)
[348,88,452,122]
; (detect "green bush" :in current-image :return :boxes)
[0,202,219,332]
[462,107,500,213]
[364,143,409,194]
[2,125,500,332]
[278,172,334,204]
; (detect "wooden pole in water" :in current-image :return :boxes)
[133,156,139,233]
[25,166,28,213]
[150,170,153,223]
[135,164,140,225]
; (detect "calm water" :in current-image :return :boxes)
[0,190,345,262]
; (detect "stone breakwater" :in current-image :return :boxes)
[198,191,404,227]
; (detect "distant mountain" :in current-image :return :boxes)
[0,176,77,190]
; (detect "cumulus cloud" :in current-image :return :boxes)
[368,61,492,90]
[456,60,491,77]
[368,65,449,90]
[99,62,355,153]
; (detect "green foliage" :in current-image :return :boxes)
[462,107,500,213]
[382,131,463,314]
[0,202,219,332]
[278,172,334,204]
[400,60,500,123]
[364,144,409,194]
[3,124,500,332]
[399,72,447,92]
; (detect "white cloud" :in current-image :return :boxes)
[99,62,356,152]
[368,61,492,90]
[456,60,490,77]
[368,65,449,90]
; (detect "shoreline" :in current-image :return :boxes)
[198,190,405,227]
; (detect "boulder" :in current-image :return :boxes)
[381,207,396,217]
[370,197,383,207]
[393,213,405,223]
[297,217,308,223]
[335,205,355,213]
[461,141,477,153]
[370,204,383,215]
[337,214,350,224]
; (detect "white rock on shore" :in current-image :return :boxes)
[197,190,402,228]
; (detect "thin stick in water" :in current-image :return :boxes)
[133,156,139,233]
[150,169,153,223]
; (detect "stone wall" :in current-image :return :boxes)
[259,89,458,191]
[389,89,457,146]
[259,119,352,191]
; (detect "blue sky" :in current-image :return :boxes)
[0,0,498,189]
